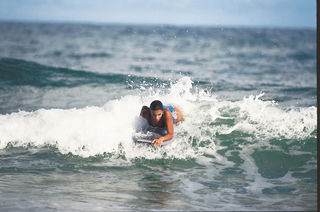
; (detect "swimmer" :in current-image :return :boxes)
[140,100,183,146]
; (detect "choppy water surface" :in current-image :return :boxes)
[0,22,317,211]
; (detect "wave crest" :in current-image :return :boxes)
[0,77,316,158]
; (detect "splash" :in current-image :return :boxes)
[0,77,316,159]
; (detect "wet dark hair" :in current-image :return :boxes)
[150,100,163,111]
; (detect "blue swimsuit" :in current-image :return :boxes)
[163,105,177,124]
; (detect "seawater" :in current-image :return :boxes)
[0,22,317,211]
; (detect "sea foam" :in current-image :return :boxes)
[0,77,316,158]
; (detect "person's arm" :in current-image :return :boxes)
[152,110,174,146]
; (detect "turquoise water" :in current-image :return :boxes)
[0,22,317,211]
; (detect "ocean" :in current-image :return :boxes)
[0,22,317,211]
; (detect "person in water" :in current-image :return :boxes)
[140,100,183,146]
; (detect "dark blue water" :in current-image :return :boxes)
[0,22,317,211]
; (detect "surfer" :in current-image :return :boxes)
[140,100,183,146]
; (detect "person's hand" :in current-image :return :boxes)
[152,137,164,146]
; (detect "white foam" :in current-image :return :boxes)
[236,93,317,140]
[0,77,316,159]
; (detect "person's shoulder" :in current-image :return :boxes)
[164,108,172,117]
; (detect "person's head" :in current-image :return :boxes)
[150,100,163,123]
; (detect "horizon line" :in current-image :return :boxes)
[0,19,316,30]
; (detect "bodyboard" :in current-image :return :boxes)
[132,131,174,146]
[132,131,161,145]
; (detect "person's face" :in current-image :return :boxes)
[151,109,163,123]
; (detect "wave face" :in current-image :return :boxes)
[0,22,317,211]
[0,58,127,87]
[0,58,160,113]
